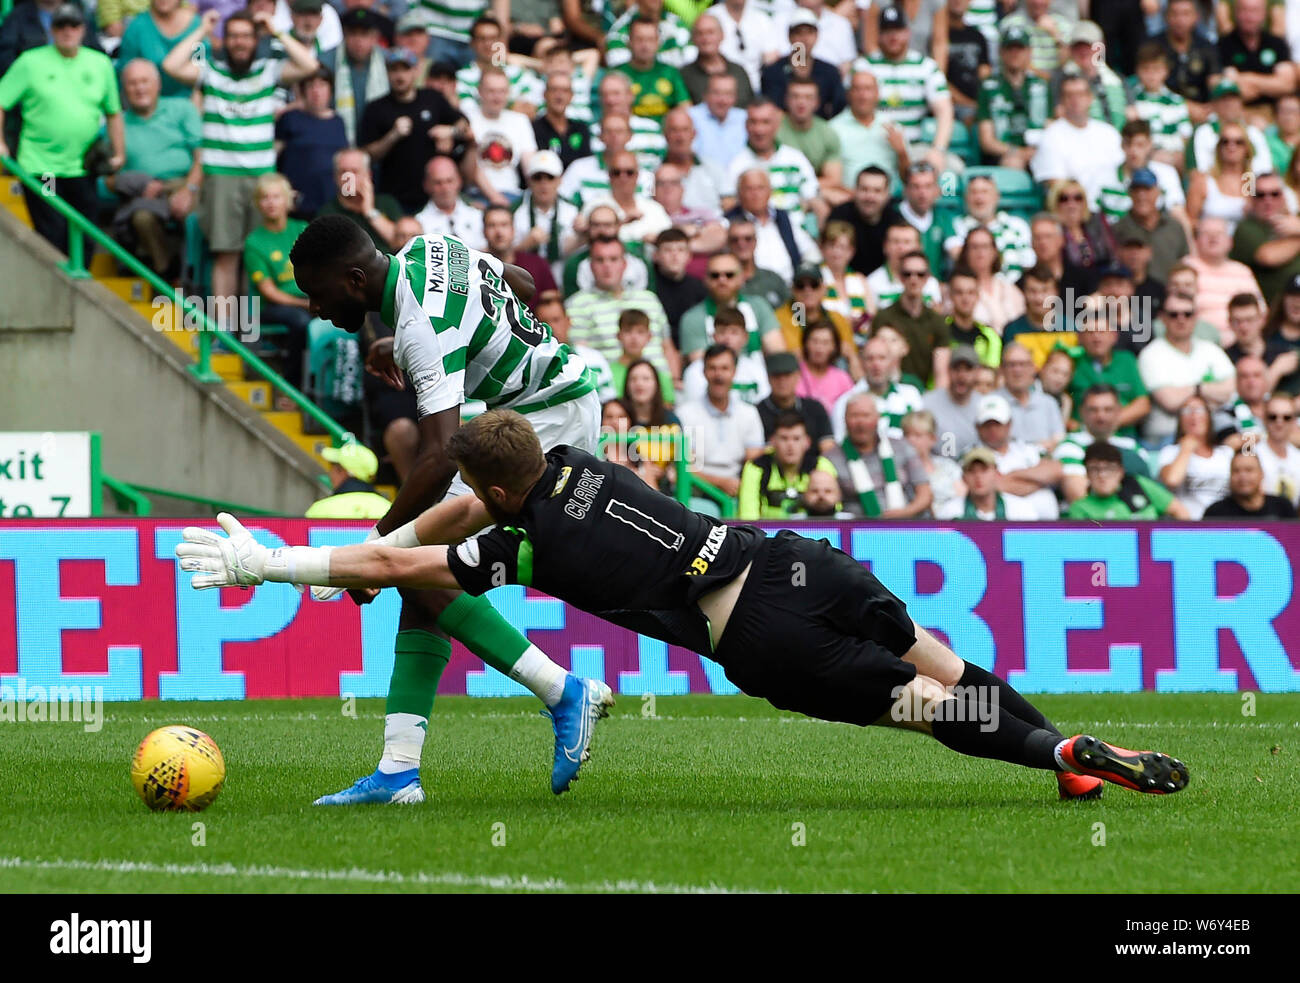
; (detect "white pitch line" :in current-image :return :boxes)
[0,856,770,895]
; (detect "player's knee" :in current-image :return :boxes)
[397,590,458,632]
[386,417,419,450]
[877,675,951,733]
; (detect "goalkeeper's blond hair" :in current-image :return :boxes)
[447,410,546,494]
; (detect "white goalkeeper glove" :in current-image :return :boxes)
[175,513,334,590]
[176,512,269,589]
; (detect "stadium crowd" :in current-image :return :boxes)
[3,0,1300,519]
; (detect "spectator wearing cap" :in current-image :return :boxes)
[455,16,544,113]
[274,66,346,218]
[1111,168,1191,284]
[1189,80,1273,174]
[725,168,821,284]
[1115,229,1168,317]
[873,248,950,387]
[413,156,486,249]
[776,1,855,72]
[514,150,579,274]
[831,334,923,442]
[1217,0,1296,123]
[704,0,779,92]
[0,3,120,253]
[116,0,204,101]
[328,8,390,145]
[1183,217,1263,344]
[974,393,1062,519]
[944,176,1035,278]
[1140,291,1237,446]
[305,443,392,519]
[533,71,592,170]
[1229,170,1300,302]
[391,11,432,86]
[1055,383,1157,504]
[1204,448,1299,518]
[922,344,980,458]
[0,0,101,79]
[1067,312,1151,437]
[760,9,847,121]
[824,392,932,519]
[779,263,860,374]
[975,23,1050,170]
[679,13,754,107]
[932,0,991,128]
[112,58,201,277]
[357,46,466,214]
[652,227,709,348]
[996,341,1066,453]
[682,305,770,406]
[944,266,1001,369]
[828,72,909,190]
[997,0,1070,78]
[935,446,1040,519]
[1050,20,1131,132]
[1068,440,1189,519]
[1097,120,1190,229]
[853,5,955,175]
[482,204,558,307]
[1149,0,1222,116]
[315,147,403,251]
[757,351,835,451]
[680,251,785,364]
[737,410,837,520]
[1032,75,1125,211]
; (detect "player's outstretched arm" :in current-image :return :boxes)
[411,493,495,546]
[176,514,463,592]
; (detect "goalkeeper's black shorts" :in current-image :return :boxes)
[713,530,918,726]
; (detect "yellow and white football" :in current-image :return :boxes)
[130,725,225,812]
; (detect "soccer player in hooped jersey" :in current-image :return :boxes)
[180,411,1192,802]
[287,216,610,804]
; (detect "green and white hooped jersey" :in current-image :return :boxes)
[853,51,950,146]
[456,63,546,110]
[387,234,594,419]
[1133,86,1192,155]
[416,0,490,44]
[604,8,696,69]
[198,57,284,176]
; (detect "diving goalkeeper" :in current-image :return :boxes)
[176,411,1190,800]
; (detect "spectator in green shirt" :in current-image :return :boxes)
[0,4,124,253]
[244,172,310,401]
[1068,318,1152,438]
[1067,440,1189,519]
[617,17,691,122]
[976,23,1051,169]
[111,58,201,276]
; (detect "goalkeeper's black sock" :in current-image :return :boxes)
[958,660,1062,737]
[928,693,1063,771]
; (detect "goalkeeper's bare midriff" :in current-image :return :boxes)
[697,561,752,652]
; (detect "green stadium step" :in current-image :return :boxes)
[227,380,272,411]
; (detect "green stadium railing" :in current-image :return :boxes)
[0,155,353,453]
[598,427,737,518]
[103,474,283,518]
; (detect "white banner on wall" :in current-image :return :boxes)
[0,432,98,518]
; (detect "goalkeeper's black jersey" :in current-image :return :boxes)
[446,446,765,654]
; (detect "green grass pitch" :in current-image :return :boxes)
[1,693,1295,893]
